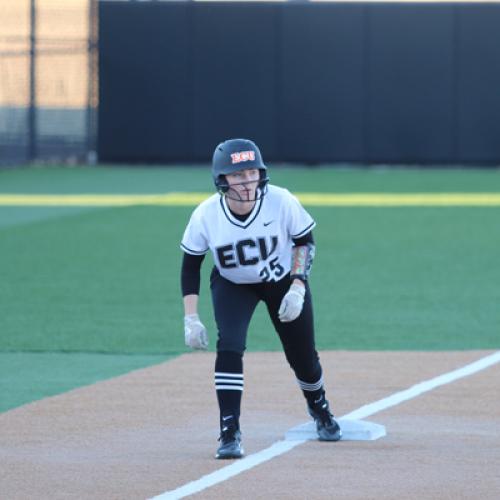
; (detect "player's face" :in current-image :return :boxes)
[225,168,260,202]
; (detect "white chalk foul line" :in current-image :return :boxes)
[343,350,500,421]
[151,440,303,500]
[150,351,500,500]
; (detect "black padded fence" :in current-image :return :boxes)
[98,1,500,166]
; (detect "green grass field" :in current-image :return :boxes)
[1,165,499,411]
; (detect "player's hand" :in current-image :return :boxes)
[278,283,305,322]
[184,314,208,350]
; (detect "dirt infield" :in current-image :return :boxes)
[1,351,499,499]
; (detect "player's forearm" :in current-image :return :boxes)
[181,252,205,296]
[290,243,315,282]
[183,294,199,316]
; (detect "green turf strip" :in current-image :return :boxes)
[0,352,170,413]
[0,206,189,353]
[1,165,500,194]
[0,206,101,228]
[310,207,500,350]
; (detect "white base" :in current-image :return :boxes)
[285,418,386,441]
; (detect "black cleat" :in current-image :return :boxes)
[308,395,342,442]
[215,421,244,459]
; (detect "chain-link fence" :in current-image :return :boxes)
[0,0,97,166]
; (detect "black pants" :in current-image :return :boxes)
[210,267,321,383]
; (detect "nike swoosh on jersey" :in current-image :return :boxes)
[263,220,274,226]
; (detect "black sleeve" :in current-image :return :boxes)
[181,252,205,296]
[292,230,314,247]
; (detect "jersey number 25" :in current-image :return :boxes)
[259,257,285,282]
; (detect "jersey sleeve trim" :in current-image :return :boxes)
[180,243,209,256]
[291,221,316,239]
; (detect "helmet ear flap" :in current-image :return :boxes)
[215,175,229,193]
[258,169,269,192]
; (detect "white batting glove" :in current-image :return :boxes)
[278,284,306,323]
[184,314,208,350]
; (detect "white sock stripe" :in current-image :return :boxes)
[215,385,244,391]
[215,379,244,386]
[296,376,324,392]
[214,372,244,379]
[298,381,323,391]
[297,375,323,386]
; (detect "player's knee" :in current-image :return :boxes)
[216,337,246,355]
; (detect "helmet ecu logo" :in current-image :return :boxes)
[230,151,255,164]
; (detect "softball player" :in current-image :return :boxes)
[181,138,341,459]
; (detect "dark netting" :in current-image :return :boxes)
[0,1,30,164]
[0,0,97,166]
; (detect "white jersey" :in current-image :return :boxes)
[181,185,316,284]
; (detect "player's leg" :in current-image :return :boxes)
[259,277,341,441]
[210,268,259,458]
[259,277,322,397]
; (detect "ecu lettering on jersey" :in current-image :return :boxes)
[180,185,316,284]
[216,236,278,269]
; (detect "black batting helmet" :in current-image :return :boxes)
[212,138,269,196]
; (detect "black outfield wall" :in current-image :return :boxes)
[98,2,500,165]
